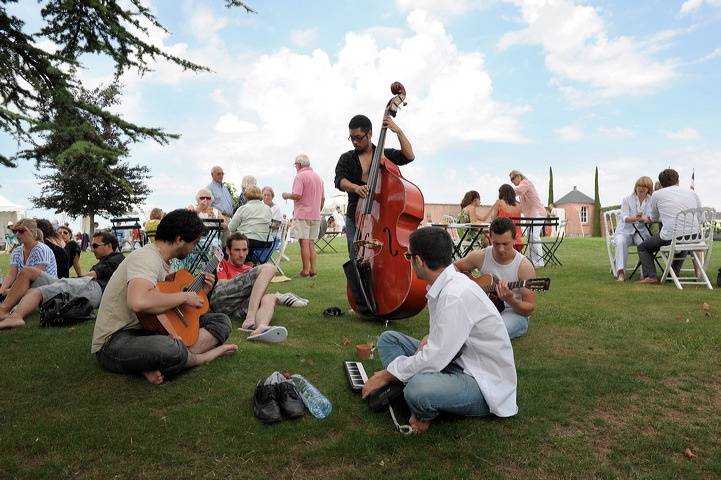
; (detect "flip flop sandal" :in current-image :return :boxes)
[323,306,343,317]
[238,323,257,333]
[247,326,288,343]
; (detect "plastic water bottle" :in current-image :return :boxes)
[290,374,332,419]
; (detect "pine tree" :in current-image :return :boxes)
[548,166,554,206]
[592,166,602,237]
[1,0,254,167]
[30,79,150,230]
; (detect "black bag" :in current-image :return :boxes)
[367,381,406,412]
[39,292,95,327]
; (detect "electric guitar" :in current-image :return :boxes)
[138,249,223,346]
[467,273,550,313]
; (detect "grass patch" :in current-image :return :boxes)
[1,238,720,479]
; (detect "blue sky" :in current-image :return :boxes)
[1,0,720,225]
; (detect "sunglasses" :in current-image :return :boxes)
[403,252,418,260]
[12,228,27,234]
[348,133,368,143]
[199,196,212,200]
[91,243,106,249]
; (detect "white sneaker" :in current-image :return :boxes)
[274,292,308,307]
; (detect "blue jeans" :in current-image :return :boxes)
[502,310,528,339]
[96,313,231,377]
[378,330,490,421]
[345,214,356,259]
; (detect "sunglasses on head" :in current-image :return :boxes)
[91,242,106,249]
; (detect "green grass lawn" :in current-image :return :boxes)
[1,238,720,479]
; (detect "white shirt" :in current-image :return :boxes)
[615,194,651,236]
[332,211,346,229]
[386,265,518,417]
[648,186,702,240]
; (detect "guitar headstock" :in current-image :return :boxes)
[524,277,551,291]
[385,81,407,118]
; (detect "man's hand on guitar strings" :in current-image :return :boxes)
[183,292,204,308]
[495,281,515,304]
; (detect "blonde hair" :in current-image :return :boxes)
[244,185,263,201]
[634,176,654,195]
[241,175,257,191]
[149,208,164,220]
[14,218,42,241]
[509,170,525,181]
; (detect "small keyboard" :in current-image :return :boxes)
[344,361,368,390]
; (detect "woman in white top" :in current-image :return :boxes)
[189,188,225,226]
[614,176,653,281]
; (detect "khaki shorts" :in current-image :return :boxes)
[291,219,320,240]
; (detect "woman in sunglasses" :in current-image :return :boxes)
[0,219,58,309]
[189,188,225,225]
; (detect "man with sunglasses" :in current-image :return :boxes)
[0,231,125,329]
[361,227,517,434]
[334,114,415,258]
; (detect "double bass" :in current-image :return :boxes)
[343,82,427,319]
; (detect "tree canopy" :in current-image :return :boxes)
[0,0,254,167]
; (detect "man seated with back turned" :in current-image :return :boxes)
[0,231,125,329]
[362,226,517,433]
[454,217,537,340]
[636,168,702,284]
[92,209,238,385]
[210,232,307,343]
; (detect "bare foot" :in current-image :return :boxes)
[616,271,625,282]
[190,343,239,367]
[409,414,432,434]
[0,316,26,330]
[143,370,164,385]
[0,308,9,321]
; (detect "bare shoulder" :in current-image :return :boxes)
[517,255,536,280]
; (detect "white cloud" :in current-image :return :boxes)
[665,128,700,141]
[395,0,488,18]
[498,0,676,105]
[556,125,583,141]
[681,0,721,14]
[598,126,636,139]
[175,10,529,201]
[214,113,258,134]
[290,28,318,48]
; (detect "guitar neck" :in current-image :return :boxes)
[188,253,222,293]
[481,280,531,293]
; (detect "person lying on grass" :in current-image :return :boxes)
[362,226,518,433]
[0,231,125,330]
[210,232,307,342]
[91,209,238,385]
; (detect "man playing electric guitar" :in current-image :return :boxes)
[91,209,238,385]
[454,217,536,340]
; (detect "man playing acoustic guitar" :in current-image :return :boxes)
[454,217,537,340]
[92,209,238,385]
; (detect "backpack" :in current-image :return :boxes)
[39,292,95,327]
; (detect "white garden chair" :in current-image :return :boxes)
[659,207,715,290]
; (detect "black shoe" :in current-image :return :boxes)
[253,380,282,423]
[276,381,305,419]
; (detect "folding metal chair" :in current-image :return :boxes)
[173,218,223,273]
[659,207,715,290]
[269,220,291,276]
[251,221,281,264]
[539,217,564,266]
[111,217,145,252]
[603,209,622,276]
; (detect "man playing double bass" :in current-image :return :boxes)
[334,114,415,258]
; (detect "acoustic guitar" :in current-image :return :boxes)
[467,273,550,313]
[138,249,223,346]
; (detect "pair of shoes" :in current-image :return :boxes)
[299,271,311,277]
[309,272,317,277]
[635,277,659,284]
[275,292,308,307]
[252,380,305,423]
[247,325,288,343]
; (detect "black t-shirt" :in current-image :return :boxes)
[90,251,125,291]
[64,240,81,267]
[334,146,412,219]
[46,241,70,279]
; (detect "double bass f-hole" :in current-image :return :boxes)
[383,227,399,256]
